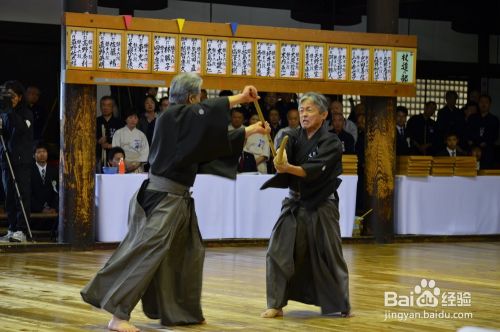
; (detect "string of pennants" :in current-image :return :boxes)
[66,17,415,84]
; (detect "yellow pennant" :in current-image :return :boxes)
[176,18,185,33]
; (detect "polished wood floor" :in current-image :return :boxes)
[0,242,499,331]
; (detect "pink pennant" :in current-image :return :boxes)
[123,15,133,30]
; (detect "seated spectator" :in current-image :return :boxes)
[229,108,245,130]
[138,95,157,146]
[242,114,270,174]
[112,109,149,173]
[31,142,58,213]
[396,106,410,156]
[406,101,438,155]
[106,146,138,173]
[329,100,358,143]
[470,145,482,170]
[330,113,355,154]
[435,132,466,157]
[274,108,300,147]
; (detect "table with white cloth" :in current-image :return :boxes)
[95,174,358,242]
[394,175,500,235]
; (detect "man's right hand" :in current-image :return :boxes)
[245,121,271,138]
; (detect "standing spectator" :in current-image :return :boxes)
[329,100,357,143]
[159,97,169,112]
[406,101,438,155]
[268,109,282,141]
[469,94,500,168]
[112,109,149,173]
[0,81,33,243]
[396,106,410,156]
[274,108,300,147]
[25,86,46,143]
[436,90,464,151]
[330,113,355,154]
[461,102,479,150]
[138,95,157,146]
[96,96,124,169]
[31,142,58,213]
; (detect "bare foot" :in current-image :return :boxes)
[260,308,283,318]
[108,316,140,332]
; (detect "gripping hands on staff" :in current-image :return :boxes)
[227,86,271,138]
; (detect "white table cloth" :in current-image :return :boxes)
[395,176,500,235]
[95,174,358,242]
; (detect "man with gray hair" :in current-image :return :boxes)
[261,92,351,319]
[81,73,270,332]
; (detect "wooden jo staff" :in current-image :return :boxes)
[253,101,277,158]
[274,135,289,165]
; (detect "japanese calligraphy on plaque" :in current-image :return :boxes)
[350,47,370,81]
[180,36,202,73]
[256,41,277,77]
[279,42,301,78]
[373,48,393,82]
[396,49,416,83]
[327,45,348,80]
[304,44,325,79]
[152,34,177,73]
[205,38,228,75]
[67,28,94,69]
[126,32,150,71]
[231,39,253,76]
[98,30,123,70]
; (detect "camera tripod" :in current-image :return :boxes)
[0,122,34,242]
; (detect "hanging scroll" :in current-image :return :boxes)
[304,44,325,79]
[152,33,177,73]
[279,42,301,79]
[97,29,123,70]
[67,27,95,70]
[125,32,150,72]
[256,40,277,78]
[350,47,370,81]
[205,38,228,75]
[327,45,348,81]
[230,39,253,76]
[180,36,203,73]
[396,48,416,83]
[373,48,393,82]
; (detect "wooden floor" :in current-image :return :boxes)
[0,242,499,331]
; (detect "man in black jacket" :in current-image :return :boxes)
[0,81,33,242]
[31,142,58,213]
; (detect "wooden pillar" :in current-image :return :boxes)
[59,0,97,249]
[365,0,399,243]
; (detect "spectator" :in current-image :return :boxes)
[138,95,157,146]
[348,103,365,124]
[96,96,124,168]
[436,90,464,151]
[435,132,466,156]
[274,108,300,147]
[242,114,270,174]
[25,85,46,143]
[0,81,33,243]
[31,142,58,213]
[469,94,500,168]
[396,106,410,156]
[330,113,355,154]
[228,108,245,131]
[200,89,208,101]
[461,101,479,150]
[107,146,125,168]
[159,97,169,112]
[268,109,282,141]
[329,100,358,143]
[470,145,482,170]
[112,109,149,173]
[406,101,438,155]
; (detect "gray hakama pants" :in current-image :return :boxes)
[81,177,205,326]
[266,196,351,314]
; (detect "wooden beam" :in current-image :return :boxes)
[65,70,416,97]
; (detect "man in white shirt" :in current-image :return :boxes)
[112,110,149,173]
[244,114,270,173]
